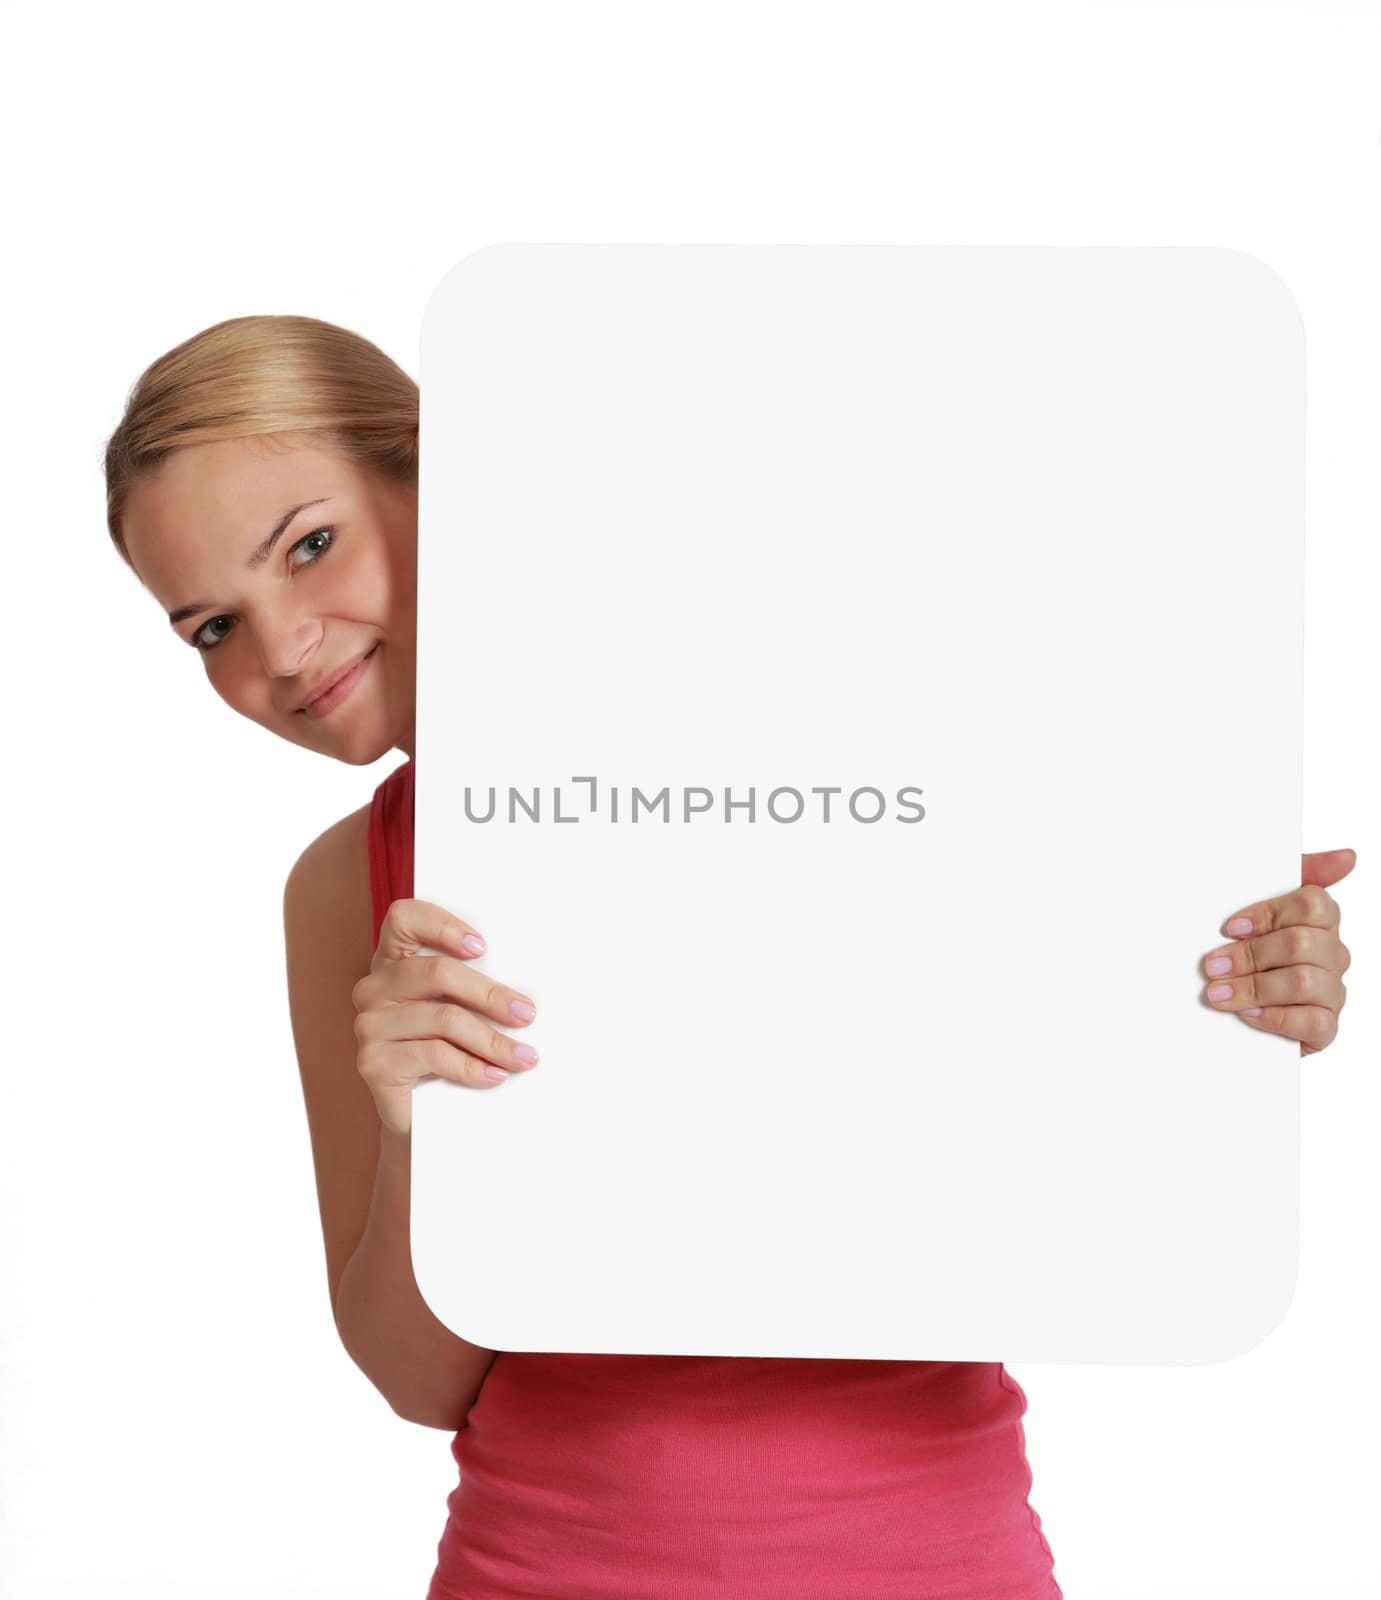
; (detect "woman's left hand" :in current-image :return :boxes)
[1202,848,1356,1057]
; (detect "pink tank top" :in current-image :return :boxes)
[368,758,1063,1600]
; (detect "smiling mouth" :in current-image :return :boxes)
[296,644,379,716]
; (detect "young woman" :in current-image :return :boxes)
[104,314,1355,1600]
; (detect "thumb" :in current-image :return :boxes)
[1301,847,1357,890]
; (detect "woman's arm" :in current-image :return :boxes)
[282,807,497,1430]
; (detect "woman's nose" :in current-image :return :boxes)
[256,617,323,679]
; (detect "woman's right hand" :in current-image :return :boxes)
[351,899,540,1137]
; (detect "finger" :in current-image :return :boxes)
[1300,847,1357,890]
[359,1030,518,1091]
[1202,924,1349,981]
[1237,1003,1339,1051]
[1202,961,1345,1015]
[1220,881,1339,943]
[360,950,538,1029]
[356,998,540,1075]
[376,897,488,966]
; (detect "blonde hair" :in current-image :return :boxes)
[104,314,418,570]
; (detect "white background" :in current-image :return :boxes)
[1,3,1375,1597]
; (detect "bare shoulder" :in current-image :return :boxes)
[282,798,382,1316]
[286,799,372,920]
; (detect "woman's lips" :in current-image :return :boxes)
[300,645,378,720]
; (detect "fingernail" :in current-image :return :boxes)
[484,1065,509,1082]
[1205,956,1232,976]
[513,1044,539,1065]
[510,998,536,1022]
[1244,1007,1262,1017]
[1207,983,1233,1001]
[461,933,486,956]
[1226,917,1253,936]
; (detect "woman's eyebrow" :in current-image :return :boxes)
[167,498,334,626]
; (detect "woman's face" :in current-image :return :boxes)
[121,433,418,766]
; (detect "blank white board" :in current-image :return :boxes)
[412,244,1303,1365]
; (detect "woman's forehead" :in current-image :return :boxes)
[122,437,355,593]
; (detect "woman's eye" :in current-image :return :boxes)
[193,615,234,651]
[192,526,336,652]
[289,525,335,569]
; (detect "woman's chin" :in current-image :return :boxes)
[279,703,393,767]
